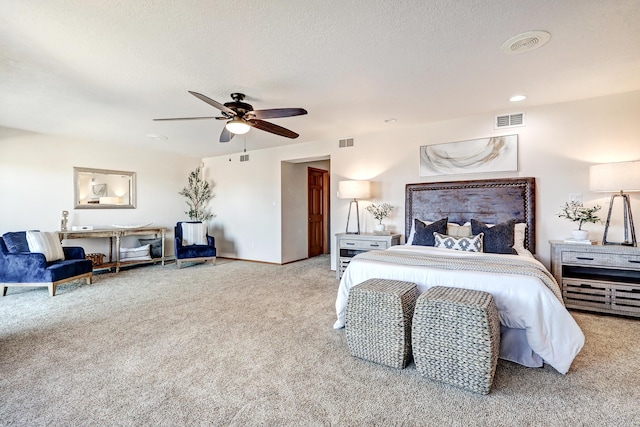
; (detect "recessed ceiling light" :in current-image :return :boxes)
[146,134,168,140]
[509,95,527,102]
[384,118,397,123]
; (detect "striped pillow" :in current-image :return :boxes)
[26,231,65,262]
[181,222,207,246]
[433,232,484,252]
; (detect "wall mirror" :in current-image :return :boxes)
[74,167,136,209]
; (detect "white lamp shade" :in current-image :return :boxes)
[590,161,640,192]
[225,119,251,135]
[338,180,371,199]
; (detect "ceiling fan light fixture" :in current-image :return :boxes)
[225,118,251,135]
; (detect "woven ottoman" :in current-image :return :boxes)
[412,286,500,394]
[345,278,419,369]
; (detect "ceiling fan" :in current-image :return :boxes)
[153,91,308,143]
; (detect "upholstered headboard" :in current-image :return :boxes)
[405,177,536,253]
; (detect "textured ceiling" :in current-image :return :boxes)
[1,0,640,158]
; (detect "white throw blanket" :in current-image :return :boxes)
[334,245,585,375]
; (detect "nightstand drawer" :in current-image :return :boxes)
[339,239,387,250]
[561,251,640,269]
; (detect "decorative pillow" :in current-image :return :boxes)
[3,231,32,253]
[407,220,471,244]
[120,244,151,261]
[411,217,448,247]
[513,223,527,254]
[139,238,163,258]
[434,232,484,252]
[26,231,65,262]
[181,222,207,246]
[446,223,472,237]
[471,219,517,254]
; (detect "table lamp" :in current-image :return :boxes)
[589,160,640,246]
[338,180,370,234]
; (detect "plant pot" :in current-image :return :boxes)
[572,230,589,240]
[375,223,386,232]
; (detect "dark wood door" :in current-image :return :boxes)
[308,167,329,257]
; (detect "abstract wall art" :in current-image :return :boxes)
[419,134,518,177]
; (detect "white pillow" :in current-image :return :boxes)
[26,231,65,262]
[446,223,472,237]
[181,222,207,246]
[120,244,151,261]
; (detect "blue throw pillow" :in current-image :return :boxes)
[2,231,32,253]
[411,217,448,247]
[471,219,517,254]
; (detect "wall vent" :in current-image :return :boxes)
[240,154,249,162]
[338,137,354,148]
[495,112,525,129]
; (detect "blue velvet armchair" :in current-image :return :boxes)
[174,222,216,268]
[1,231,93,297]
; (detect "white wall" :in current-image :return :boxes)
[4,91,639,269]
[0,128,201,256]
[203,90,640,269]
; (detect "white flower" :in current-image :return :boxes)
[365,202,394,225]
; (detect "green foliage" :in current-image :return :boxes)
[179,166,215,221]
[557,201,601,230]
[365,201,394,224]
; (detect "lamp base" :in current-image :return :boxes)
[602,192,637,247]
[345,199,361,234]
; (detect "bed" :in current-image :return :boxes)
[334,177,584,375]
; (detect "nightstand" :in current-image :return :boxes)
[549,240,640,317]
[336,233,401,279]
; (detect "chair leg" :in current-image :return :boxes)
[177,260,182,269]
[49,283,56,297]
[2,286,7,297]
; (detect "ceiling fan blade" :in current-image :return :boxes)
[153,116,217,121]
[249,108,308,120]
[248,119,299,139]
[188,91,236,116]
[220,127,234,143]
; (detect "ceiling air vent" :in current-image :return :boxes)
[240,154,249,162]
[501,31,551,55]
[495,112,525,129]
[339,137,354,148]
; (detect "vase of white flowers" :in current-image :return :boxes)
[557,201,601,240]
[366,201,393,233]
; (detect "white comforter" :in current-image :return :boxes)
[334,245,585,374]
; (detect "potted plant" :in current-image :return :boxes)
[366,201,394,233]
[179,166,215,221]
[557,201,601,240]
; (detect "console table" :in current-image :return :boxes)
[58,227,166,272]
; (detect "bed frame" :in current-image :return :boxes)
[405,177,536,253]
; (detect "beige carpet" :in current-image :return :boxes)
[1,255,639,426]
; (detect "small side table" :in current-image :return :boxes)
[549,240,640,317]
[336,233,401,279]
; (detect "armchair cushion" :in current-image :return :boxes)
[180,222,207,246]
[26,231,65,262]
